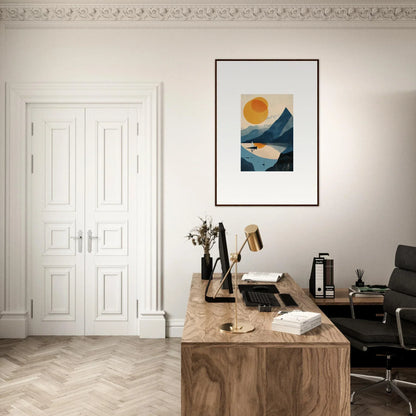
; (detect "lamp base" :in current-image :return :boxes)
[219,322,254,334]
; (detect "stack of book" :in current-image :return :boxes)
[349,285,390,297]
[350,285,389,293]
[272,311,321,335]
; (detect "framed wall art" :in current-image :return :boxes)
[215,59,319,206]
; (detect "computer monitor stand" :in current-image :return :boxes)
[205,258,235,303]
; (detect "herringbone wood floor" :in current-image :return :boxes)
[1,337,416,415]
[0,337,181,416]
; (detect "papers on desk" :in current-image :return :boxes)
[242,272,283,283]
[272,311,321,335]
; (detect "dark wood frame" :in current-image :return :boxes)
[215,59,320,207]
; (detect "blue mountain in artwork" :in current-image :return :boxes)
[272,127,293,145]
[241,125,269,142]
[242,108,293,145]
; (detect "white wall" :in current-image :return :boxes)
[2,21,416,328]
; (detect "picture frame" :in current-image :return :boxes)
[215,59,319,206]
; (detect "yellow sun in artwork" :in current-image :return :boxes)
[243,97,269,125]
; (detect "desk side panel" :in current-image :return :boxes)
[266,345,350,415]
[304,346,350,415]
[182,343,350,416]
[181,344,267,416]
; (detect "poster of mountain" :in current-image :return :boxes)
[215,59,318,206]
[241,94,293,172]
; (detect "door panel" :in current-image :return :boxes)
[96,266,128,320]
[96,222,128,256]
[96,121,128,210]
[29,107,85,335]
[43,222,76,256]
[44,122,76,210]
[43,265,75,319]
[85,108,138,335]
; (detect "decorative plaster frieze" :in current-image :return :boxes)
[0,4,415,22]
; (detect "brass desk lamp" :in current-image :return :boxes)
[213,224,263,333]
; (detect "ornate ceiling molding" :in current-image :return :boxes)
[0,4,415,22]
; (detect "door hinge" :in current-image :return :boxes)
[137,122,139,136]
[31,122,34,136]
[30,299,34,319]
[136,300,139,318]
[136,155,139,173]
[31,155,34,174]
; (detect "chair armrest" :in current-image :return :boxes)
[348,290,386,319]
[395,307,416,351]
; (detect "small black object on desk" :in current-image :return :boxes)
[238,284,279,293]
[258,305,272,312]
[279,293,298,307]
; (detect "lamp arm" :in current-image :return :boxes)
[212,237,249,299]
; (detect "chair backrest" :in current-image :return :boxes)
[384,245,416,324]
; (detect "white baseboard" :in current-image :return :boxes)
[0,312,28,338]
[167,319,184,338]
[139,310,166,338]
[0,311,184,339]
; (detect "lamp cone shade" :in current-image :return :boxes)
[244,224,263,252]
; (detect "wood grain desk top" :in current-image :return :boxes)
[182,273,349,346]
[303,288,384,306]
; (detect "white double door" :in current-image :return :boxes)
[28,105,140,335]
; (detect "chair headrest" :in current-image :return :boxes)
[395,245,416,272]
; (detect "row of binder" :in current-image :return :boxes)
[309,253,334,299]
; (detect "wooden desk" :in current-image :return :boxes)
[181,274,350,416]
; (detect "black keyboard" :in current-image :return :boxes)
[244,291,280,307]
[279,293,298,307]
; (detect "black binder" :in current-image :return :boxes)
[309,253,335,299]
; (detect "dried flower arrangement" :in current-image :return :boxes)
[186,216,219,264]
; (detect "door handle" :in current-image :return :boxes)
[87,230,99,253]
[70,230,83,253]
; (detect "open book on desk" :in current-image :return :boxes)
[242,272,283,283]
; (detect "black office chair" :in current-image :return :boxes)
[332,244,416,416]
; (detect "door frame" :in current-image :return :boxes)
[2,83,165,338]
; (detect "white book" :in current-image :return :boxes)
[272,321,321,335]
[272,311,321,335]
[274,316,321,329]
[242,272,283,283]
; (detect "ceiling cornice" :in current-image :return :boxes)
[0,4,415,22]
